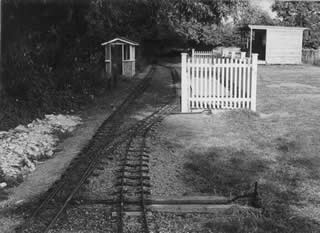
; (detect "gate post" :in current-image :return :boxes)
[231,51,236,59]
[241,52,246,60]
[181,53,189,112]
[251,53,258,112]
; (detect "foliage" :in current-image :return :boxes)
[272,1,320,48]
[2,0,106,98]
[0,0,104,130]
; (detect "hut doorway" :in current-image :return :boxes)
[111,45,123,77]
[101,37,139,78]
[252,29,266,61]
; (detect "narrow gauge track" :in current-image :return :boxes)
[114,104,176,233]
[16,65,179,233]
[15,66,157,233]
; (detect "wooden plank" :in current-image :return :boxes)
[221,58,225,108]
[112,211,144,217]
[213,59,216,108]
[217,58,221,108]
[239,59,243,108]
[209,58,213,108]
[194,57,198,108]
[149,204,252,214]
[204,57,208,108]
[230,58,234,108]
[243,59,247,108]
[200,57,203,108]
[181,53,189,112]
[234,59,238,108]
[151,196,229,204]
[190,58,194,109]
[251,54,258,111]
[186,58,190,108]
[225,58,229,108]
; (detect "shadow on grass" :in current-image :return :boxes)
[183,147,320,233]
[183,148,268,195]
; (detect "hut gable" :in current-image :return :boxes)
[101,37,139,46]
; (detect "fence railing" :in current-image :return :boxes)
[181,52,258,112]
[302,48,320,66]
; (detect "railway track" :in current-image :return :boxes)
[113,104,176,233]
[15,65,178,233]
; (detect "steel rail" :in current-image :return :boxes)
[18,65,178,233]
[17,66,156,233]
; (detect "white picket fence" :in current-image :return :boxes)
[181,52,258,112]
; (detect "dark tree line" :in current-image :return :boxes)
[0,0,245,102]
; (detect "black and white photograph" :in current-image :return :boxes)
[0,0,319,232]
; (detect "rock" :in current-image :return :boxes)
[0,113,82,184]
[46,150,54,157]
[15,200,24,205]
[15,125,28,132]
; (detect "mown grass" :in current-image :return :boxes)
[181,65,320,233]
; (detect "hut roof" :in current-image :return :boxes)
[248,25,308,31]
[101,37,139,46]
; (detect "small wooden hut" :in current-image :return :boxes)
[241,25,308,64]
[101,37,139,77]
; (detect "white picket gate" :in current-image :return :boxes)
[181,52,258,112]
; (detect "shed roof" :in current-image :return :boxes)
[248,25,308,31]
[101,37,139,46]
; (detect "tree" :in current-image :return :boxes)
[272,1,320,48]
[0,0,2,95]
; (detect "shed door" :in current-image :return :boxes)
[252,29,266,60]
[111,45,123,76]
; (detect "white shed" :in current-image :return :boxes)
[246,25,308,64]
[101,37,139,77]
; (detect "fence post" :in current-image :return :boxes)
[192,49,195,57]
[231,51,235,59]
[251,53,258,112]
[181,53,189,112]
[241,52,246,60]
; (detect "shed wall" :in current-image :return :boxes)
[266,29,303,64]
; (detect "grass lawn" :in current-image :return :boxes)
[161,64,320,232]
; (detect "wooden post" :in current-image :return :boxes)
[249,28,253,57]
[241,52,246,60]
[121,44,124,75]
[192,49,195,57]
[251,53,258,112]
[231,51,235,59]
[109,45,112,74]
[181,53,189,112]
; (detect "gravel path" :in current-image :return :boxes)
[50,204,114,233]
[148,131,195,197]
